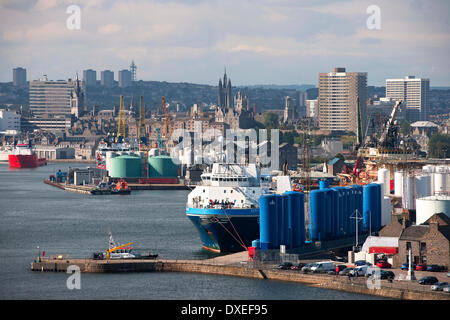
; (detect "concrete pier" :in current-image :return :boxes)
[31,253,450,300]
[44,179,189,194]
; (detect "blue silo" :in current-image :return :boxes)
[330,188,339,239]
[322,189,332,240]
[353,184,364,233]
[363,183,382,233]
[347,186,356,236]
[251,239,260,249]
[259,194,276,250]
[272,194,283,249]
[335,187,346,237]
[309,190,324,241]
[294,191,305,247]
[341,187,349,236]
[319,179,330,189]
[279,193,289,247]
[284,191,298,248]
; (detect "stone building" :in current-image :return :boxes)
[279,143,298,170]
[397,213,450,268]
[218,70,232,109]
[379,216,411,238]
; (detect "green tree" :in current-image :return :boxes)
[280,130,300,145]
[428,134,450,158]
[400,121,412,136]
[263,112,279,129]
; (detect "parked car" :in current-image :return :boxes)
[447,272,450,278]
[327,265,346,275]
[301,263,317,273]
[376,261,391,268]
[426,265,444,272]
[277,262,293,270]
[350,265,369,277]
[333,256,347,263]
[354,260,372,267]
[431,282,449,291]
[339,267,354,276]
[415,264,427,271]
[443,285,450,293]
[312,261,335,274]
[335,265,347,273]
[418,276,439,285]
[380,270,395,280]
[401,263,416,271]
[291,263,306,271]
[367,269,395,280]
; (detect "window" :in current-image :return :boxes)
[420,242,426,252]
[406,242,411,250]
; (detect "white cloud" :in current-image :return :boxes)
[0,0,449,85]
[98,24,122,35]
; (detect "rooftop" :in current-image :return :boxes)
[399,225,429,241]
[411,121,438,128]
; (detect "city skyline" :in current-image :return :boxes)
[1,0,449,86]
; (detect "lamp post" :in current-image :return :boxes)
[406,248,416,281]
[350,209,363,252]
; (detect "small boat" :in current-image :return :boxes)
[90,180,131,195]
[111,179,131,195]
[91,234,158,260]
[90,182,112,195]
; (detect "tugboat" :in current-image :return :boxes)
[111,179,131,195]
[90,180,131,195]
[91,234,158,260]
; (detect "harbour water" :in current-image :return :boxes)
[0,163,386,300]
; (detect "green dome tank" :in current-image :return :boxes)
[110,155,142,178]
[148,155,179,178]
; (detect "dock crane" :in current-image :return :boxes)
[138,95,147,148]
[116,95,125,143]
[378,100,402,148]
[161,96,169,138]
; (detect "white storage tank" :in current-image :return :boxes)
[377,168,390,196]
[148,148,160,157]
[405,175,416,210]
[416,195,450,225]
[381,196,392,227]
[422,165,436,195]
[434,171,447,195]
[394,171,403,197]
[105,151,119,173]
[415,175,432,199]
[422,165,435,174]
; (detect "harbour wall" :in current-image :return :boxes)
[31,259,449,300]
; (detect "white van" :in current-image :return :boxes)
[349,265,369,277]
[311,261,335,273]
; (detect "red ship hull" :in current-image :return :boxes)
[8,154,47,168]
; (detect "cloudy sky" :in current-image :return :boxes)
[1,0,449,86]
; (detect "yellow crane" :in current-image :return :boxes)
[161,96,169,138]
[106,242,133,260]
[116,95,126,143]
[138,95,146,147]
